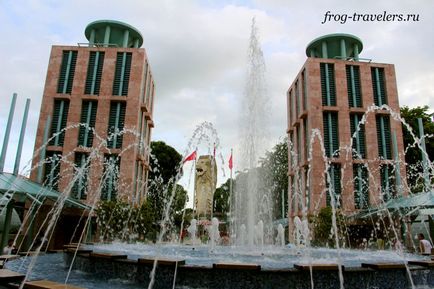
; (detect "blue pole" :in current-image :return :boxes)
[0,93,17,172]
[13,98,31,175]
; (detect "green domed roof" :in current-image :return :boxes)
[85,20,143,48]
[306,33,363,60]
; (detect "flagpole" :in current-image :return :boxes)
[229,149,233,242]
[192,148,198,220]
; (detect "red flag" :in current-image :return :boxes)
[228,153,233,170]
[183,150,197,163]
[213,143,216,159]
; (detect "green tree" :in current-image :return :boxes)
[147,141,188,227]
[311,207,347,247]
[213,178,231,220]
[400,105,434,192]
[259,137,288,219]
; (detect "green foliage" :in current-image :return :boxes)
[95,200,157,242]
[400,105,434,192]
[311,207,347,247]
[213,178,231,220]
[147,141,188,225]
[260,137,289,219]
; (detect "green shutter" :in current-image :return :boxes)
[72,153,89,200]
[320,63,336,106]
[381,164,396,201]
[302,69,307,111]
[372,67,387,106]
[376,115,392,159]
[57,51,77,94]
[49,99,69,146]
[107,102,126,149]
[347,65,362,107]
[350,114,366,159]
[113,52,132,96]
[44,151,62,191]
[326,163,341,207]
[78,101,97,147]
[85,52,104,95]
[323,112,339,157]
[102,154,120,201]
[353,164,369,209]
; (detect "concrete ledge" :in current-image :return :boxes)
[361,262,406,270]
[0,254,20,261]
[90,252,127,260]
[408,260,434,267]
[64,248,93,254]
[18,252,44,256]
[0,269,25,283]
[212,263,261,270]
[25,280,84,289]
[294,264,343,271]
[138,258,185,266]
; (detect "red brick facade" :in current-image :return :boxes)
[30,45,155,205]
[287,57,407,224]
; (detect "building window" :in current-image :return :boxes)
[376,115,392,159]
[113,52,132,96]
[44,151,62,190]
[49,99,70,146]
[295,80,300,117]
[107,102,126,149]
[326,163,341,207]
[380,164,396,202]
[304,167,310,210]
[78,100,97,147]
[353,164,369,209]
[372,67,387,106]
[303,118,309,162]
[145,73,152,106]
[57,50,78,94]
[72,152,89,200]
[296,126,301,164]
[323,112,339,157]
[346,65,362,107]
[302,69,307,111]
[350,114,366,159]
[320,63,336,106]
[289,132,294,170]
[141,61,149,103]
[85,51,104,95]
[101,154,120,201]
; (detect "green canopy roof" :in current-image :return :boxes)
[0,172,90,210]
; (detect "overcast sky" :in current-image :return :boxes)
[1,0,433,200]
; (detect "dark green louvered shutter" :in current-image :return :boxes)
[347,65,362,107]
[381,164,396,201]
[107,102,126,149]
[101,154,120,201]
[323,112,339,157]
[49,99,70,146]
[326,163,341,207]
[376,115,392,159]
[85,52,104,95]
[320,63,336,106]
[350,114,366,159]
[113,52,132,96]
[57,51,77,94]
[302,69,307,111]
[78,101,98,147]
[372,67,387,106]
[44,151,62,191]
[353,164,369,209]
[72,153,89,200]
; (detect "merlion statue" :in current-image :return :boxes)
[194,155,217,218]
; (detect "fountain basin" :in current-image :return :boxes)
[5,244,434,289]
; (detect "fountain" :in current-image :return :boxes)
[1,20,434,289]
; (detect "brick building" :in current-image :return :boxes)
[287,34,407,232]
[30,20,155,206]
